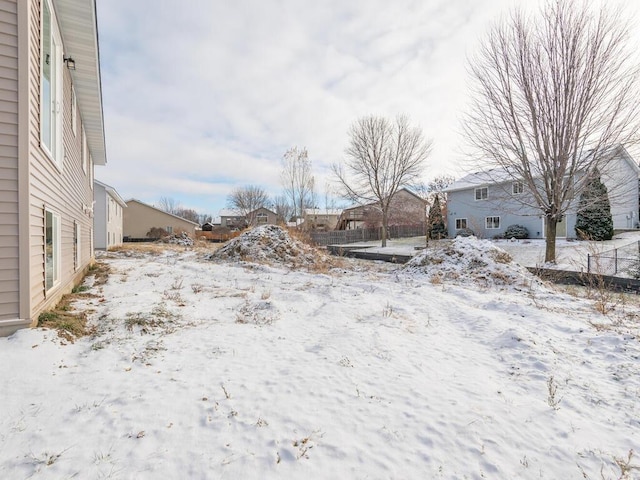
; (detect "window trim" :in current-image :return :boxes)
[474,187,488,201]
[485,216,500,229]
[45,209,61,291]
[40,0,64,169]
[71,86,77,136]
[81,127,87,174]
[455,218,467,230]
[256,213,268,224]
[512,182,523,195]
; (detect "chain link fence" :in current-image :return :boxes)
[587,241,640,278]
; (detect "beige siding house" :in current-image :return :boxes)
[123,199,198,239]
[303,208,341,231]
[0,0,106,336]
[94,180,126,250]
[248,207,278,227]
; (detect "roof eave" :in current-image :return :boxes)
[53,0,107,166]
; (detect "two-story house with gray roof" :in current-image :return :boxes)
[446,146,640,240]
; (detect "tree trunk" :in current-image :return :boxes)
[544,216,558,263]
[381,210,388,247]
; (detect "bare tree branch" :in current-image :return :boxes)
[227,185,270,226]
[333,114,432,246]
[281,147,316,221]
[464,0,640,262]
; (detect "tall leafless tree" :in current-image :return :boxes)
[281,146,316,221]
[464,0,640,262]
[333,114,432,247]
[272,195,293,224]
[174,208,200,224]
[227,185,270,226]
[157,197,182,215]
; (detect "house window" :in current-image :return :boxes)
[486,216,500,229]
[74,221,81,271]
[166,226,173,234]
[455,218,467,229]
[89,153,93,189]
[256,213,268,224]
[81,128,87,174]
[41,0,63,167]
[512,182,523,194]
[45,210,61,291]
[475,187,488,201]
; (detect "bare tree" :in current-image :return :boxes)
[157,197,182,215]
[333,114,432,246]
[281,147,316,221]
[272,195,293,224]
[464,0,640,262]
[174,208,200,224]
[227,185,270,226]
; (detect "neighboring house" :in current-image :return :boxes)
[94,180,126,250]
[219,207,278,228]
[0,0,107,336]
[247,207,278,227]
[219,209,246,230]
[445,146,640,239]
[302,208,341,231]
[123,199,198,239]
[337,188,427,230]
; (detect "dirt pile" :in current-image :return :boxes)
[208,225,320,267]
[403,236,544,289]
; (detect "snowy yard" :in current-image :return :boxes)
[1,228,640,479]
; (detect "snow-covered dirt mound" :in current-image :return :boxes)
[208,224,320,267]
[160,232,194,246]
[403,236,544,289]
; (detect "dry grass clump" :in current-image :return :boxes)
[107,241,221,257]
[37,292,97,342]
[37,261,110,342]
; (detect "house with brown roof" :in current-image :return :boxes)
[337,188,427,230]
[0,0,107,336]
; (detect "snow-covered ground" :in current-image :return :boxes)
[347,230,640,271]
[1,228,640,479]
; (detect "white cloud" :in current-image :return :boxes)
[96,0,640,214]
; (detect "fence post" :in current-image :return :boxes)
[587,254,591,273]
[615,248,618,275]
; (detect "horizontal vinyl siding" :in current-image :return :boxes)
[124,201,197,238]
[0,0,18,320]
[27,0,94,318]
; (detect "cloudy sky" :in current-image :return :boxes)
[95,0,639,217]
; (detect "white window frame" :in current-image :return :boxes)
[89,153,93,189]
[256,213,268,224]
[71,86,77,136]
[474,187,488,201]
[485,216,500,229]
[40,0,64,169]
[512,182,523,195]
[81,127,87,174]
[45,209,61,291]
[455,218,467,230]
